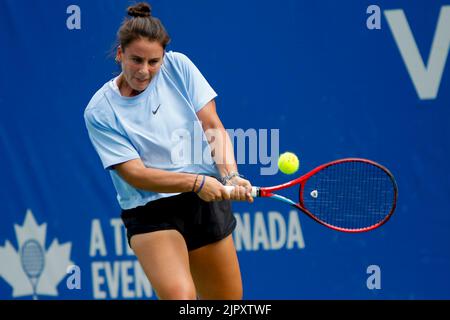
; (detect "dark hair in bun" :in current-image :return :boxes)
[127,2,151,18]
[117,2,170,51]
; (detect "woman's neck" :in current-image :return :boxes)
[117,75,141,97]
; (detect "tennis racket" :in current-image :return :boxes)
[20,239,45,300]
[225,158,398,233]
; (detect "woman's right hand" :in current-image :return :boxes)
[196,176,231,202]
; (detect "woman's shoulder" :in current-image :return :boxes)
[164,50,191,63]
[163,50,197,72]
[84,81,114,125]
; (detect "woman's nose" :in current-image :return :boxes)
[138,65,150,75]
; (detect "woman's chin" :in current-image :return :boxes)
[132,82,148,92]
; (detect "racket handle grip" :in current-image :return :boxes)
[224,186,259,197]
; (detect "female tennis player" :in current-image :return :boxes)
[84,2,253,300]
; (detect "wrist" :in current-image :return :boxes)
[191,174,201,192]
[194,175,206,193]
[221,171,243,185]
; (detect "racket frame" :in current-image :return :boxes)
[253,158,398,233]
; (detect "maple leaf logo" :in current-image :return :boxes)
[0,209,74,299]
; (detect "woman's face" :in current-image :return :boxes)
[117,38,164,93]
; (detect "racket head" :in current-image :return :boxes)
[20,239,45,278]
[298,158,398,232]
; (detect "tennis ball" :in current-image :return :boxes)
[278,152,299,175]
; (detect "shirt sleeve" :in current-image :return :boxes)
[173,52,218,112]
[84,107,140,170]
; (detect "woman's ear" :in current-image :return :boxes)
[115,45,123,63]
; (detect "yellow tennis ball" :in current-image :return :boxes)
[278,152,299,174]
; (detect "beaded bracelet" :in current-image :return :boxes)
[221,171,243,185]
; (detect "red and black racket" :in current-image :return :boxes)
[226,158,398,233]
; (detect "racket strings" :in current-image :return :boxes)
[302,161,396,230]
[21,240,45,278]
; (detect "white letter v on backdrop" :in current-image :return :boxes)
[385,6,450,100]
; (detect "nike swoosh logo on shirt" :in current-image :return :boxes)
[152,104,161,115]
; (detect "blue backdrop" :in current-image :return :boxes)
[1,0,449,299]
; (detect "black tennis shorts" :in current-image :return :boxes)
[121,192,236,251]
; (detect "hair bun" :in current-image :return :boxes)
[127,2,152,18]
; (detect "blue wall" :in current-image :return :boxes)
[1,0,449,299]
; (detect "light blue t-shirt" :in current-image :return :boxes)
[84,51,220,209]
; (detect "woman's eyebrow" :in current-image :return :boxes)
[130,55,160,60]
